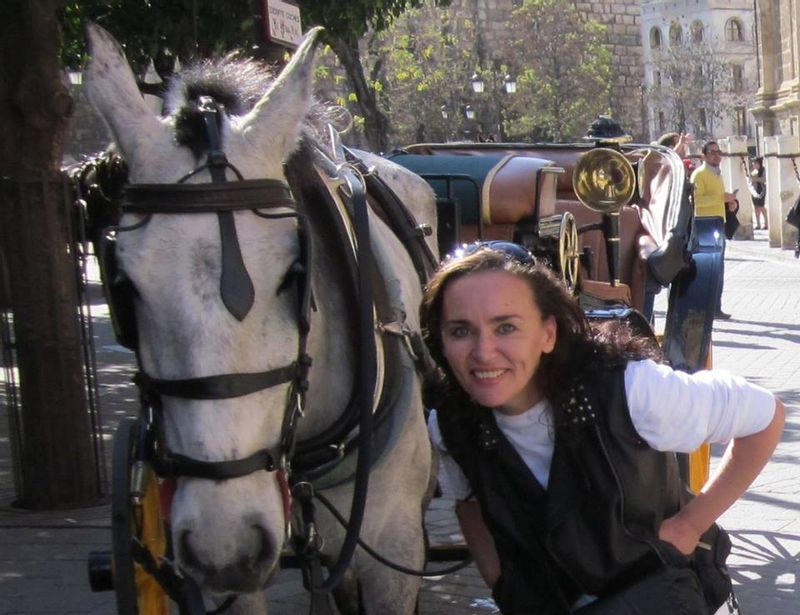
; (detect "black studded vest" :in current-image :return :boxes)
[437,365,686,615]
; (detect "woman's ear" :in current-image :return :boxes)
[543,315,557,354]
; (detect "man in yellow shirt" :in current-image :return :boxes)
[690,141,738,319]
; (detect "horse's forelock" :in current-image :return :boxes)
[164,55,275,117]
[163,54,349,162]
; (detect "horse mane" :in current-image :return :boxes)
[163,54,347,160]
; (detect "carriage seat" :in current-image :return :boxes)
[388,152,561,247]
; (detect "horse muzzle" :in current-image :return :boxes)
[178,524,276,593]
[171,475,286,593]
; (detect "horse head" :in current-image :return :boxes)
[85,24,346,595]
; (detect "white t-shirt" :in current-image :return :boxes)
[428,359,776,501]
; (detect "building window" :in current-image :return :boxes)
[655,70,662,87]
[650,27,662,49]
[735,107,747,135]
[725,18,744,42]
[670,22,683,45]
[691,20,704,43]
[699,109,708,133]
[658,111,665,133]
[732,65,743,92]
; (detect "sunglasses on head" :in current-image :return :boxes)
[444,240,536,265]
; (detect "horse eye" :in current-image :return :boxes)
[276,260,304,295]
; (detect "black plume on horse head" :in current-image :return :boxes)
[164,55,276,160]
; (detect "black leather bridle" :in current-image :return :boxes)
[104,97,314,484]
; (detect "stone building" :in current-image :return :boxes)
[448,0,645,139]
[752,0,800,140]
[749,0,800,250]
[640,0,757,144]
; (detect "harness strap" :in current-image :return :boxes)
[122,180,295,213]
[344,147,438,286]
[196,98,257,321]
[129,538,207,614]
[152,447,280,480]
[134,366,296,400]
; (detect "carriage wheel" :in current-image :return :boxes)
[111,418,170,615]
[558,211,580,293]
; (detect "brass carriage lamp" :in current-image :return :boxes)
[575,115,636,287]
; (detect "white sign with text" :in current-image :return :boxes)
[264,0,302,48]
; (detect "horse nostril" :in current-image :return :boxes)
[179,529,201,571]
[178,524,278,592]
[253,524,274,566]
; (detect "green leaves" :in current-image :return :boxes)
[59,0,255,70]
[500,0,612,142]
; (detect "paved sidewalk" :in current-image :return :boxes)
[1,232,799,614]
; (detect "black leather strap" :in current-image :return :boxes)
[218,208,255,320]
[154,447,280,479]
[135,366,296,400]
[122,180,295,214]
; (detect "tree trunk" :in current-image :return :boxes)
[0,0,101,508]
[329,35,391,153]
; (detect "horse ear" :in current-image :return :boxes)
[84,23,171,167]
[240,27,325,161]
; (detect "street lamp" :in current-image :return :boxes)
[470,73,485,94]
[503,74,517,94]
[467,65,517,141]
[464,104,476,121]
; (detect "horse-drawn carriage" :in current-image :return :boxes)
[76,24,725,615]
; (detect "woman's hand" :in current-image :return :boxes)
[658,512,704,555]
[662,398,785,556]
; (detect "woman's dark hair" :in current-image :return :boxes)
[420,245,661,424]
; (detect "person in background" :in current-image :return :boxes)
[657,132,696,173]
[690,141,739,320]
[749,156,767,230]
[422,241,784,615]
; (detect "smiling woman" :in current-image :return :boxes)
[440,270,556,414]
[420,241,784,615]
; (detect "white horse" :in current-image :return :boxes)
[86,24,437,614]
